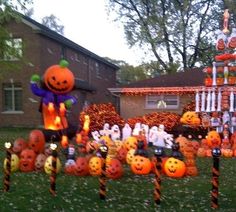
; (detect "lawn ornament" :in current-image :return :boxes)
[164,157,186,178]
[110,124,121,141]
[148,126,158,146]
[30,59,77,131]
[28,129,45,154]
[126,149,135,164]
[34,153,47,172]
[106,158,123,179]
[4,153,19,173]
[124,136,138,151]
[44,155,61,175]
[91,131,101,142]
[132,122,142,136]
[99,123,111,136]
[12,138,27,154]
[122,123,132,141]
[74,157,89,176]
[88,156,102,176]
[180,111,201,126]
[131,155,152,175]
[19,149,36,172]
[134,140,148,157]
[116,147,127,163]
[206,130,221,148]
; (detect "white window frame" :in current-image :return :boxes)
[0,38,23,61]
[145,94,179,109]
[2,83,23,113]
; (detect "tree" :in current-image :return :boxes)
[42,15,64,35]
[107,0,233,73]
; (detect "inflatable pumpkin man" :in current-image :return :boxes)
[30,60,77,131]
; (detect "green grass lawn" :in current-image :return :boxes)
[0,128,236,211]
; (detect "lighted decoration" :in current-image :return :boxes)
[164,157,186,178]
[88,156,102,176]
[74,157,89,176]
[34,153,47,172]
[28,129,45,154]
[44,155,61,175]
[4,142,12,192]
[83,115,90,133]
[130,155,152,175]
[12,138,27,154]
[30,59,77,131]
[19,149,37,172]
[180,111,201,126]
[106,158,123,179]
[4,154,19,173]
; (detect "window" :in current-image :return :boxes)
[145,94,179,109]
[0,38,23,61]
[2,83,23,112]
[95,62,101,78]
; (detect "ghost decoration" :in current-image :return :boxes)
[110,124,121,141]
[122,123,132,141]
[132,122,142,136]
[91,131,101,142]
[99,123,111,137]
[148,126,158,146]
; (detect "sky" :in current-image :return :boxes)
[31,0,146,66]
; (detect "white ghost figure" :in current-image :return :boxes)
[154,124,170,148]
[91,131,101,142]
[148,126,158,145]
[132,122,142,136]
[122,123,132,141]
[163,133,174,149]
[99,123,111,136]
[110,124,121,141]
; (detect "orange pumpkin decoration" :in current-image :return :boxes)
[206,130,221,148]
[175,135,188,153]
[164,157,186,178]
[88,156,102,176]
[116,147,127,163]
[28,129,45,154]
[126,149,136,164]
[12,137,27,154]
[180,111,201,126]
[204,77,212,87]
[197,148,206,157]
[106,158,123,179]
[222,149,233,157]
[124,136,138,151]
[19,149,37,172]
[43,60,75,94]
[131,155,152,175]
[74,157,89,176]
[185,166,198,176]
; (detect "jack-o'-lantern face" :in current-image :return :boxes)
[131,155,151,175]
[164,157,186,178]
[116,147,127,163]
[19,149,36,172]
[180,111,201,126]
[126,149,135,164]
[44,156,62,175]
[28,130,45,154]
[12,138,27,154]
[88,156,102,176]
[124,136,138,151]
[106,158,123,179]
[74,157,89,176]
[35,153,47,171]
[222,149,233,157]
[4,154,20,172]
[64,164,76,175]
[206,131,221,148]
[44,60,75,94]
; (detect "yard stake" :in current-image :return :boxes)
[3,142,12,192]
[99,145,108,200]
[49,144,58,196]
[153,147,164,205]
[211,148,221,209]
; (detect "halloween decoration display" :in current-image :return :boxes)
[164,157,186,178]
[130,155,152,175]
[126,149,136,165]
[134,140,148,157]
[35,153,47,172]
[49,143,58,196]
[211,148,221,209]
[19,149,36,172]
[99,144,108,200]
[74,157,89,176]
[28,129,45,154]
[153,147,164,205]
[180,111,201,127]
[44,155,61,175]
[4,154,19,173]
[12,138,27,154]
[88,156,103,176]
[30,59,77,132]
[116,147,128,163]
[206,131,221,148]
[106,158,123,179]
[3,142,12,192]
[124,136,138,151]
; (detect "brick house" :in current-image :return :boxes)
[0,14,119,128]
[109,69,206,119]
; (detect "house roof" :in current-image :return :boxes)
[109,68,207,95]
[20,14,119,71]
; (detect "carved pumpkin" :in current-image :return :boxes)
[44,156,62,175]
[4,154,19,172]
[206,130,221,148]
[43,60,75,94]
[12,137,27,154]
[64,164,76,175]
[126,149,136,164]
[180,111,201,126]
[185,166,198,176]
[164,157,186,178]
[35,153,47,171]
[88,156,102,176]
[124,136,138,151]
[222,149,233,158]
[28,129,45,154]
[74,157,89,176]
[106,158,123,179]
[116,147,127,163]
[19,149,37,172]
[131,155,151,175]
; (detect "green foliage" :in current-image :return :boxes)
[107,0,232,72]
[0,128,236,210]
[41,14,64,35]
